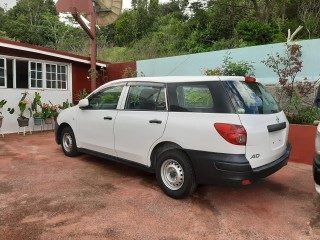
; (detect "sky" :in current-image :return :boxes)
[0,0,135,10]
[0,0,17,9]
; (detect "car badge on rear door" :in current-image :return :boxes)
[276,116,279,123]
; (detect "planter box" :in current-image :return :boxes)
[288,124,316,165]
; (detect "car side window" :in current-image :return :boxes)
[88,85,124,110]
[125,85,167,111]
[170,84,214,112]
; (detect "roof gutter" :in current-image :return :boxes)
[0,42,107,68]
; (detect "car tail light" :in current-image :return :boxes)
[245,77,256,82]
[214,123,247,145]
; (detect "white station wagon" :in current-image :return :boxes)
[55,76,291,198]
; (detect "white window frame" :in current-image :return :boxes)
[0,54,70,91]
[46,63,68,90]
[29,61,44,89]
[0,58,7,88]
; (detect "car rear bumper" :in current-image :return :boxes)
[186,143,291,185]
[313,154,320,193]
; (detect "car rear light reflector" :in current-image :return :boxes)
[214,123,247,145]
[245,77,256,82]
[242,180,251,185]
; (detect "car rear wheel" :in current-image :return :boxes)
[61,126,79,157]
[156,150,197,199]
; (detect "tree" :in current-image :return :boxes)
[4,0,61,46]
[249,0,277,22]
[236,19,273,45]
[299,0,320,39]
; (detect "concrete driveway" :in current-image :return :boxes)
[0,132,319,240]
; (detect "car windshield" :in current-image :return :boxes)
[222,81,281,114]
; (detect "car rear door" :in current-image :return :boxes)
[114,82,168,166]
[238,113,289,169]
[223,80,289,169]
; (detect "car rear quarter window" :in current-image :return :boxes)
[167,81,234,113]
[222,81,281,114]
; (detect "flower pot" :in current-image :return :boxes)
[33,117,44,126]
[17,117,29,127]
[44,117,53,124]
[0,116,3,128]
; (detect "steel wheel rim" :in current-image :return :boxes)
[62,132,73,152]
[161,159,184,190]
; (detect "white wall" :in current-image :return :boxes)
[137,39,320,85]
[0,89,72,134]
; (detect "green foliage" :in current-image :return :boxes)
[122,67,137,78]
[263,41,320,125]
[58,100,73,110]
[236,20,274,45]
[41,103,57,118]
[31,92,42,115]
[204,53,255,77]
[77,89,89,101]
[285,94,320,125]
[184,89,213,108]
[1,0,318,63]
[0,99,7,116]
[8,91,32,118]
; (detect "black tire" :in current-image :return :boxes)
[60,126,79,157]
[155,150,197,199]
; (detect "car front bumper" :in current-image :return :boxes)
[186,143,291,185]
[313,153,320,194]
[54,122,60,145]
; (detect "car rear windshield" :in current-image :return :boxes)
[222,81,281,114]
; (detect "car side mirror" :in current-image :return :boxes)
[78,99,89,109]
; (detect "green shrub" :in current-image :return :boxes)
[204,53,255,77]
[236,20,273,45]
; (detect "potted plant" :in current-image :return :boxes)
[56,99,73,122]
[8,91,32,127]
[31,92,44,126]
[0,99,7,128]
[42,103,57,124]
[58,99,73,111]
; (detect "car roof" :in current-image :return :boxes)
[90,76,251,98]
[107,76,246,85]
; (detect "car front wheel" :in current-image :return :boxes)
[156,150,197,199]
[61,126,79,157]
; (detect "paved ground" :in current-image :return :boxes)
[0,131,319,240]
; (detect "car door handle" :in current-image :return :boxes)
[149,119,162,124]
[104,117,112,120]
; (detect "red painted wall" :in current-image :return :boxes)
[107,62,136,81]
[288,124,316,165]
[72,62,92,103]
[72,61,136,103]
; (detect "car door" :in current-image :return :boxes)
[76,84,126,156]
[114,82,168,166]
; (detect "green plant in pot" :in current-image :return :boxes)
[0,99,7,128]
[42,103,57,124]
[56,99,73,122]
[31,92,44,126]
[8,91,32,127]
